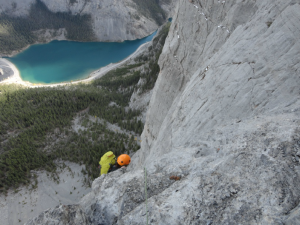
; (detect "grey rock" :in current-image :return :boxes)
[130,0,300,224]
[285,203,300,225]
[25,205,90,225]
[26,0,300,224]
[0,0,177,42]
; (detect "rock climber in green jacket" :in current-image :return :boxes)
[99,151,131,176]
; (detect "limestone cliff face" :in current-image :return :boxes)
[26,0,300,224]
[0,0,176,42]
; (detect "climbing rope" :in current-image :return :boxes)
[144,167,149,225]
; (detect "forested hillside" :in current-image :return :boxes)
[0,23,170,193]
[0,0,95,55]
[132,0,169,25]
[0,0,173,56]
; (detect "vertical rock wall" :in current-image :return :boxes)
[126,0,300,224]
[134,0,300,171]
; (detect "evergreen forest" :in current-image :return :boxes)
[0,23,170,193]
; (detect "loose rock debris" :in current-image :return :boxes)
[170,176,181,181]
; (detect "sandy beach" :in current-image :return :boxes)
[0,58,26,84]
[0,41,150,88]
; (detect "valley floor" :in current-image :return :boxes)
[0,22,168,224]
[0,41,150,87]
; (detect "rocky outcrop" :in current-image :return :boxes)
[32,28,67,43]
[0,0,176,42]
[25,205,90,225]
[26,0,300,224]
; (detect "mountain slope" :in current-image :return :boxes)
[0,23,170,225]
[26,0,300,224]
[0,0,176,55]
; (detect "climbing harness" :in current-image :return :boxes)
[144,167,149,225]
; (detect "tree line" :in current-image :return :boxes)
[0,22,170,192]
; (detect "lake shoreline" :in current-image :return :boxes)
[0,41,150,88]
[0,58,27,85]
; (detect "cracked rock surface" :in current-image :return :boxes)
[25,205,90,225]
[26,0,300,224]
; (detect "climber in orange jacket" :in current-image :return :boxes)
[99,151,131,176]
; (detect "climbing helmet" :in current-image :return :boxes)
[117,154,131,166]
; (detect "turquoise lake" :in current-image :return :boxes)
[8,31,157,84]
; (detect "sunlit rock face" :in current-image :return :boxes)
[26,0,300,224]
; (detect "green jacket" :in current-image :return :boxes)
[99,151,116,175]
